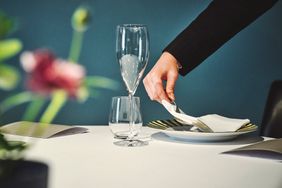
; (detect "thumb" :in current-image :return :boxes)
[166,72,178,101]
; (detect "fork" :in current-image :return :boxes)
[171,101,213,133]
[172,101,181,113]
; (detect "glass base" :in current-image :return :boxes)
[114,139,148,147]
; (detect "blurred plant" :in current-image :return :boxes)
[0,6,119,124]
[0,11,22,90]
[0,10,26,160]
[0,134,26,159]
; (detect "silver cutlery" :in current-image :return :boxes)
[171,101,213,133]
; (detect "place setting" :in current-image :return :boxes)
[148,100,259,144]
[109,23,259,147]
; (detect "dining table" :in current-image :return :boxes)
[5,125,282,188]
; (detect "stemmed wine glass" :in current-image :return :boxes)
[116,24,149,147]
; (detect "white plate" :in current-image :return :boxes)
[151,132,263,145]
[161,129,256,142]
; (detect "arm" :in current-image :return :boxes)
[143,0,278,102]
[164,0,278,76]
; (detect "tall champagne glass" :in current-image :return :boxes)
[116,24,149,146]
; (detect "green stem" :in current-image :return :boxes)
[68,30,84,63]
[0,91,34,114]
[37,21,86,123]
[22,96,45,121]
[39,90,67,124]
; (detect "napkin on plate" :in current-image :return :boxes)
[162,100,252,133]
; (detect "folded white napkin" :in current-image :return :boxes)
[198,114,250,132]
[162,100,250,132]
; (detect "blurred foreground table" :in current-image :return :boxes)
[7,126,282,188]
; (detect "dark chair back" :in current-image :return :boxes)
[260,80,282,138]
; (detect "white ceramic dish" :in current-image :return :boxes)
[161,129,256,142]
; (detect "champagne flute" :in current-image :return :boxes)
[116,24,149,147]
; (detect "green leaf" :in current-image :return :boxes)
[0,64,19,90]
[0,39,22,61]
[0,91,34,114]
[85,76,120,90]
[22,96,46,121]
[0,11,17,38]
[0,134,27,159]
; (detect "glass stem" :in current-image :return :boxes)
[128,93,134,140]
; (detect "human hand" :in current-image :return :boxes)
[143,52,179,103]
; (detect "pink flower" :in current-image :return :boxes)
[20,49,85,97]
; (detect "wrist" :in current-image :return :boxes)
[176,61,182,71]
[162,51,182,71]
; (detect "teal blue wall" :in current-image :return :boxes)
[1,0,282,127]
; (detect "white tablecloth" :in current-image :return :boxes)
[6,126,282,188]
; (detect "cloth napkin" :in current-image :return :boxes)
[162,100,251,132]
[222,138,282,161]
[0,121,88,138]
[198,114,250,132]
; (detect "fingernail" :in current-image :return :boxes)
[168,94,175,101]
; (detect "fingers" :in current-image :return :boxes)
[166,71,178,101]
[143,52,179,103]
[143,73,170,103]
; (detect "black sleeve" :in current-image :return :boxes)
[163,0,278,76]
